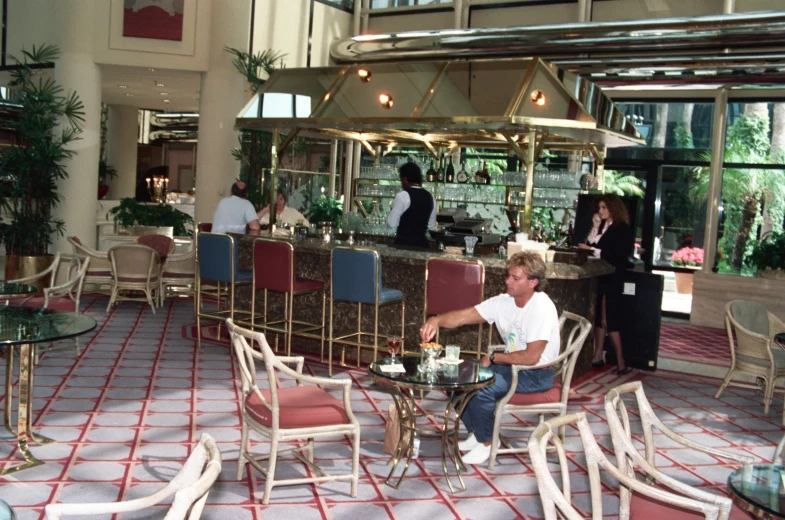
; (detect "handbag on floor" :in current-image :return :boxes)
[383,402,410,456]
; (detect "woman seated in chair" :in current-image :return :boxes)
[420,251,561,465]
[257,189,309,228]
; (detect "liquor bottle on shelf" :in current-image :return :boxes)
[426,160,436,182]
[456,161,469,183]
[445,157,455,183]
[567,220,574,246]
[481,162,491,184]
[436,154,445,182]
[474,161,484,184]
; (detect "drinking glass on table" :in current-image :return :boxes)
[387,335,402,362]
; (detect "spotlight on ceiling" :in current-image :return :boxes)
[530,90,546,106]
[358,68,372,82]
[379,93,393,109]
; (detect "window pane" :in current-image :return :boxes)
[725,102,785,165]
[370,0,451,7]
[320,0,354,9]
[616,102,714,150]
[654,166,706,267]
[715,166,785,275]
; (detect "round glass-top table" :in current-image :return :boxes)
[0,283,36,298]
[0,499,14,519]
[369,355,495,492]
[0,307,97,475]
[728,463,785,518]
[775,333,785,347]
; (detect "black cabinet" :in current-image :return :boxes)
[603,270,663,371]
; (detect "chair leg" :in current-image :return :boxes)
[714,365,736,399]
[106,287,118,313]
[351,427,360,498]
[319,291,326,363]
[356,303,362,369]
[328,298,335,377]
[145,289,156,314]
[286,293,293,357]
[236,420,249,480]
[488,406,503,470]
[764,376,774,414]
[262,437,279,505]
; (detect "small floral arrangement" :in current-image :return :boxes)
[671,246,704,267]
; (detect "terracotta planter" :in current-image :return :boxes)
[4,254,54,294]
[674,271,695,295]
[98,185,110,199]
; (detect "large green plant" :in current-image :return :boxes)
[0,44,85,256]
[108,198,193,237]
[603,170,644,197]
[305,195,343,227]
[750,230,785,273]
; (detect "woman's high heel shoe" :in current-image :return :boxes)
[616,366,632,376]
[591,360,604,368]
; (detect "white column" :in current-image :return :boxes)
[53,0,101,250]
[194,1,250,224]
[106,105,138,200]
[702,87,729,273]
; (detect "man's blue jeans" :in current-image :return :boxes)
[461,364,554,443]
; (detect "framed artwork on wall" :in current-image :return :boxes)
[123,0,184,41]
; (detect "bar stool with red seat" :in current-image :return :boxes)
[247,238,326,357]
[424,257,490,358]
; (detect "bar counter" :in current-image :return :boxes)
[233,235,613,376]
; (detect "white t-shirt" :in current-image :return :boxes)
[212,195,258,234]
[475,291,560,366]
[259,206,309,227]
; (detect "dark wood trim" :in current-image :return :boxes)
[249,0,256,53]
[307,0,315,68]
[2,0,7,68]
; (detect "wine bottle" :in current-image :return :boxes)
[475,161,485,184]
[482,162,491,185]
[456,161,469,183]
[436,154,445,183]
[426,160,436,183]
[446,157,455,183]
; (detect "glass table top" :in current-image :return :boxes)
[728,464,785,518]
[0,307,97,345]
[776,333,785,345]
[0,499,14,520]
[369,355,495,391]
[0,282,36,297]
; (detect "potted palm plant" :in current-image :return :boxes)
[0,44,85,283]
[751,231,785,280]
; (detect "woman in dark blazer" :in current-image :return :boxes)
[578,194,634,375]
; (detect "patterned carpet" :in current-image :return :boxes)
[658,319,731,366]
[0,296,777,519]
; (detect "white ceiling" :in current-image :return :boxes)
[101,64,202,113]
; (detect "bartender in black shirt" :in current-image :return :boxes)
[387,162,437,248]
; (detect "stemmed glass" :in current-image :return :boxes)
[387,335,402,363]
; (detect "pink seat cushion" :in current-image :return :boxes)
[8,296,76,312]
[631,491,751,520]
[162,271,194,279]
[117,276,160,283]
[245,386,349,429]
[507,380,562,405]
[87,270,112,278]
[293,278,324,293]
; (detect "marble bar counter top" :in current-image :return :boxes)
[233,235,612,376]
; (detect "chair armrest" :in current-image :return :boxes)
[486,344,505,354]
[9,263,55,284]
[276,356,304,374]
[658,426,754,466]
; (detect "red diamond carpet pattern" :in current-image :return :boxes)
[0,295,775,519]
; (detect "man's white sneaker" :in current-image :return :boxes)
[461,442,493,465]
[458,433,478,452]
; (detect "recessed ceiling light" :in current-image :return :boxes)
[119,85,128,89]
[163,99,170,103]
[156,83,165,87]
[148,68,156,72]
[160,92,168,96]
[125,93,134,97]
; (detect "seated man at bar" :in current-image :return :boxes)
[211,181,261,235]
[419,251,560,465]
[387,162,437,248]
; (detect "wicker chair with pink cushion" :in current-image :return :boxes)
[67,236,113,294]
[136,233,176,260]
[44,433,221,520]
[226,319,360,505]
[107,244,162,313]
[529,412,744,520]
[8,253,91,362]
[604,381,754,520]
[486,311,591,469]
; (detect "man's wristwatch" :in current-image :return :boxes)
[489,352,496,364]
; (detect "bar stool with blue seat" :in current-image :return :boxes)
[328,246,405,376]
[195,232,252,348]
[424,257,491,359]
[248,238,326,357]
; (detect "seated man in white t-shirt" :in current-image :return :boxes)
[420,251,560,465]
[211,181,261,235]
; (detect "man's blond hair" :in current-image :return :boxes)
[507,251,547,292]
